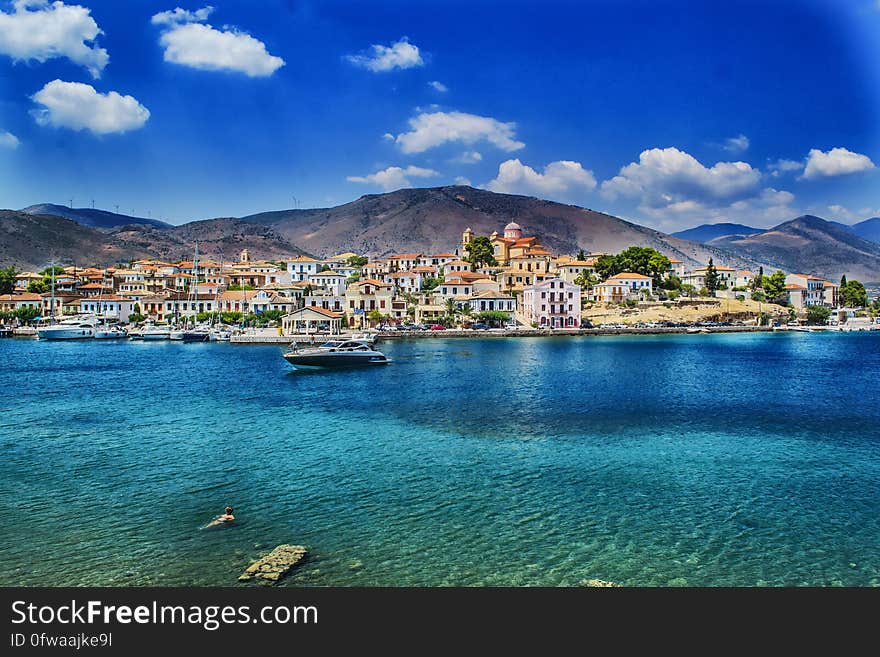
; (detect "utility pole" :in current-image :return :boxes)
[69,199,73,208]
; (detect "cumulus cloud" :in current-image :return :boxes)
[601,147,762,209]
[767,158,803,177]
[151,6,215,26]
[381,132,395,141]
[453,150,482,164]
[428,80,448,92]
[31,79,150,135]
[345,37,423,72]
[151,6,284,77]
[484,159,597,200]
[394,111,525,154]
[347,165,438,191]
[453,176,471,186]
[0,0,108,78]
[722,134,749,153]
[802,147,875,180]
[0,130,20,149]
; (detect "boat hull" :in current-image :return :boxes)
[182,332,209,342]
[37,327,95,340]
[283,353,388,368]
[94,331,127,339]
[141,332,170,341]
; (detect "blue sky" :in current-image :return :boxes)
[0,0,878,230]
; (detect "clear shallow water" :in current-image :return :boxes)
[1,333,878,587]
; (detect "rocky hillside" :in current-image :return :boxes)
[0,211,307,269]
[242,186,745,268]
[712,215,880,281]
[21,204,172,230]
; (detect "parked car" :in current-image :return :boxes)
[471,323,489,330]
[430,324,447,330]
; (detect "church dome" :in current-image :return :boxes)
[503,221,523,239]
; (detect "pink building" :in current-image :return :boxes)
[521,277,581,328]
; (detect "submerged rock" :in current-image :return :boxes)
[579,578,619,587]
[239,544,307,584]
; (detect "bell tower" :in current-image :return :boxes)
[462,227,473,251]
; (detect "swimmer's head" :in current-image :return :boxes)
[225,506,233,514]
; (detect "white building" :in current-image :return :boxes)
[521,278,581,328]
[287,256,322,282]
[78,296,136,322]
[593,273,653,303]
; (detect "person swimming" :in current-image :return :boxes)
[204,506,235,528]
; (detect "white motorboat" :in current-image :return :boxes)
[283,340,389,368]
[169,329,185,340]
[209,328,231,342]
[94,325,128,339]
[141,324,171,340]
[37,317,97,340]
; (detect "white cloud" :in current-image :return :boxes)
[31,79,150,135]
[152,6,284,77]
[394,111,525,154]
[722,134,749,153]
[151,6,215,26]
[484,159,597,200]
[453,150,482,164]
[601,147,762,209]
[453,176,471,186]
[767,158,803,178]
[347,165,438,191]
[381,132,395,141]
[0,0,108,78]
[802,147,876,180]
[0,130,20,149]
[428,80,448,92]
[345,37,423,72]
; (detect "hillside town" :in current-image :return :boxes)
[1,221,878,337]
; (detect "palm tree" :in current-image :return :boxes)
[459,304,473,326]
[444,298,459,326]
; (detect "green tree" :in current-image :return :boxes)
[367,309,383,325]
[319,264,332,272]
[593,247,670,287]
[762,270,788,305]
[127,313,146,324]
[40,265,65,277]
[422,275,443,292]
[0,266,16,295]
[840,279,867,307]
[840,274,847,289]
[751,266,764,291]
[806,305,832,325]
[444,298,459,326]
[661,275,682,291]
[227,283,255,291]
[681,283,696,298]
[346,272,361,284]
[574,271,598,289]
[576,249,586,261]
[347,255,369,268]
[704,258,720,295]
[14,306,41,324]
[463,235,498,270]
[27,279,49,294]
[475,310,510,325]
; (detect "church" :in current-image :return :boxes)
[461,222,551,267]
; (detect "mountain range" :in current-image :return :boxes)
[3,186,879,281]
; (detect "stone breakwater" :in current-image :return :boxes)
[239,544,308,583]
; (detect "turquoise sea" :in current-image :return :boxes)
[1,333,878,586]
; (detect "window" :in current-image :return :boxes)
[541,292,546,299]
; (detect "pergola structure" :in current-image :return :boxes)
[282,306,344,336]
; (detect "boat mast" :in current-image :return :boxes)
[50,259,56,323]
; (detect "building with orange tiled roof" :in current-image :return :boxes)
[594,272,653,303]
